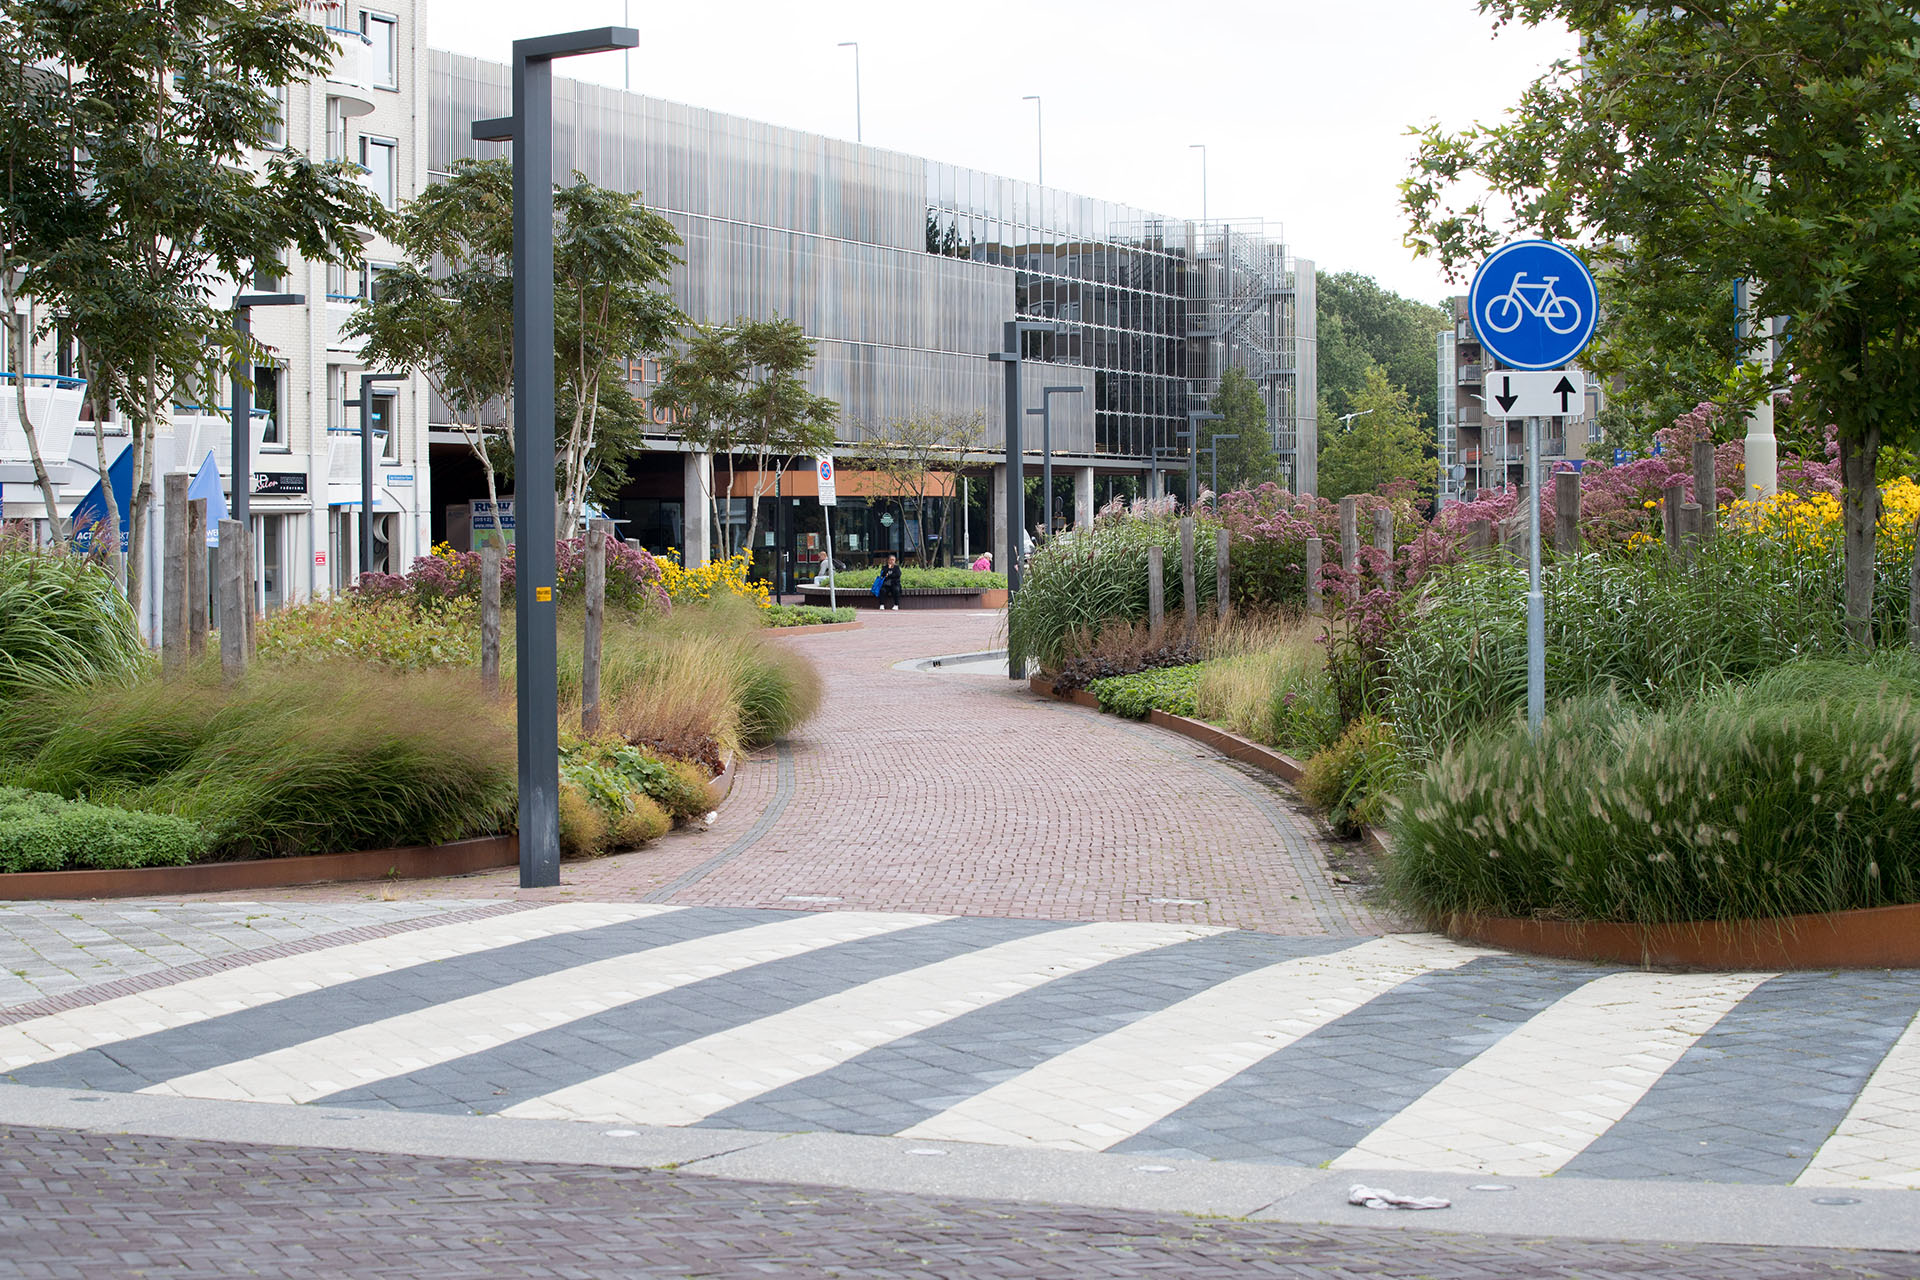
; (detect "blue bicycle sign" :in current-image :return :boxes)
[1467,240,1598,371]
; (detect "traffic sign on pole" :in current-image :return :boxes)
[1486,369,1586,419]
[1468,240,1598,371]
[816,455,837,507]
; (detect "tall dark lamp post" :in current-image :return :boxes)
[1184,408,1223,508]
[1028,383,1083,535]
[344,372,404,579]
[989,318,1061,680]
[473,25,639,889]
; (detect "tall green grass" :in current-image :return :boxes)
[1386,655,1920,924]
[1009,515,1219,672]
[0,664,516,860]
[0,546,151,695]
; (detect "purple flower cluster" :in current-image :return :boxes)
[351,540,668,615]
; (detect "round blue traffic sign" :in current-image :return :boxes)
[1467,240,1598,371]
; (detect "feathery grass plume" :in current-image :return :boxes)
[0,544,151,697]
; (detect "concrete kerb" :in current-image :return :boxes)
[0,1084,1912,1252]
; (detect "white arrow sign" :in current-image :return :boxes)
[1487,369,1586,419]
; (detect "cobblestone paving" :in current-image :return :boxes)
[5,904,1920,1187]
[160,611,1386,936]
[0,899,497,1008]
[2,1126,1915,1280]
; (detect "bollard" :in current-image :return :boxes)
[1339,495,1360,573]
[1180,516,1198,627]
[480,540,502,696]
[1215,526,1230,620]
[582,519,611,733]
[187,499,208,659]
[1662,479,1686,552]
[1147,545,1165,633]
[1553,470,1581,558]
[1371,507,1395,593]
[162,473,189,674]
[217,519,247,682]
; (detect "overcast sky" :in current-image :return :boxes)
[433,0,1576,305]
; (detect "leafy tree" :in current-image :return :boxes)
[847,410,982,565]
[347,159,684,540]
[1203,367,1280,493]
[1317,272,1450,430]
[4,0,386,608]
[1317,362,1432,502]
[1404,0,1920,646]
[652,318,839,561]
[1580,249,1738,450]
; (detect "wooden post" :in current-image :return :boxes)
[1215,526,1230,620]
[186,498,208,659]
[480,540,502,696]
[1304,536,1323,616]
[582,518,610,734]
[1180,517,1198,626]
[217,519,247,682]
[1553,470,1581,558]
[1371,507,1394,592]
[1338,496,1360,573]
[162,473,189,674]
[1678,502,1703,563]
[1692,438,1717,542]
[1147,545,1166,633]
[1910,515,1920,650]
[1661,479,1685,552]
[1466,520,1492,556]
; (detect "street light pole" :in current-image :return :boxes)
[1031,384,1084,535]
[345,372,404,581]
[988,318,1062,678]
[1183,408,1223,509]
[1189,143,1206,227]
[1022,94,1042,185]
[837,42,861,143]
[473,24,639,890]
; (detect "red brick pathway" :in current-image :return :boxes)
[180,611,1389,936]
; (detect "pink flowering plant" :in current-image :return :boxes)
[353,540,669,616]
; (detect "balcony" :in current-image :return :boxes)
[1456,364,1482,385]
[159,407,279,476]
[324,25,376,118]
[0,373,85,486]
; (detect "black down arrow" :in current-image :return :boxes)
[1494,375,1519,414]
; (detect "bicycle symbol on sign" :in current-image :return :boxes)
[1482,273,1584,336]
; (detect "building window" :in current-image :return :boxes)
[359,135,397,210]
[253,364,283,445]
[325,97,349,164]
[264,84,287,149]
[370,388,398,460]
[362,261,397,304]
[327,364,348,433]
[361,11,398,91]
[327,260,357,302]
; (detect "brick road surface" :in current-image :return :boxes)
[2,1126,1914,1280]
[169,611,1388,936]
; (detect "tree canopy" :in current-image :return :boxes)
[1404,0,1920,644]
[1316,272,1449,432]
[1317,363,1432,503]
[1203,367,1281,493]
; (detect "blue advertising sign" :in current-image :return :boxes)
[1468,240,1599,371]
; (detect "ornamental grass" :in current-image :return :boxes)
[0,542,151,696]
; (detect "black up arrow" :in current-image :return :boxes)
[1494,375,1519,414]
[1553,376,1577,414]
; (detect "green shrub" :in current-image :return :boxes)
[558,783,611,858]
[830,567,1005,590]
[0,787,205,873]
[1086,664,1203,719]
[1009,512,1219,673]
[0,545,151,696]
[1299,716,1403,838]
[764,604,855,627]
[1189,625,1341,755]
[611,794,672,848]
[0,666,516,861]
[259,597,478,670]
[1385,657,1920,924]
[562,738,710,820]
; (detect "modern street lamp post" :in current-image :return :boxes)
[1028,384,1083,535]
[1184,409,1223,508]
[343,372,405,581]
[473,24,639,889]
[989,319,1061,678]
[837,42,861,142]
[1204,433,1239,504]
[230,291,304,574]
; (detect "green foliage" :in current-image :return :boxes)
[763,604,856,626]
[1316,272,1450,431]
[0,544,151,695]
[1299,716,1403,838]
[1204,368,1281,491]
[0,786,205,873]
[1316,363,1433,502]
[562,737,711,821]
[829,567,1005,590]
[1192,637,1343,757]
[1085,664,1202,720]
[257,597,478,671]
[1009,511,1218,672]
[0,666,516,861]
[1382,535,1854,754]
[1386,657,1920,924]
[1580,254,1740,449]
[844,411,983,565]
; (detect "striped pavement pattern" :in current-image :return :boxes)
[5,904,1919,1188]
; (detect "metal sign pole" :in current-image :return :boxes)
[1525,414,1544,731]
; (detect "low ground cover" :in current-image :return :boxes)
[0,786,205,873]
[828,567,1006,590]
[764,604,855,626]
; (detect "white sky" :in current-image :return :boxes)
[432,0,1576,304]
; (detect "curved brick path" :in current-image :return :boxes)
[177,611,1388,936]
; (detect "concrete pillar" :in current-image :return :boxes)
[991,462,1008,571]
[1074,467,1095,530]
[682,450,713,568]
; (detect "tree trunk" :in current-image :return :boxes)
[1839,426,1882,649]
[125,371,156,621]
[5,296,67,546]
[84,364,124,590]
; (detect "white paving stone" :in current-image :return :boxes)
[0,904,675,1072]
[503,921,1218,1127]
[142,911,942,1106]
[898,933,1484,1152]
[1798,1007,1920,1189]
[1330,969,1769,1176]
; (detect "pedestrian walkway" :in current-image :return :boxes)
[168,610,1383,937]
[5,902,1918,1189]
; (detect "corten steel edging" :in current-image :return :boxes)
[761,620,865,635]
[3,759,743,902]
[1028,676,1307,782]
[1447,906,1920,971]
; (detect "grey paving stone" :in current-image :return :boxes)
[1564,970,1920,1184]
